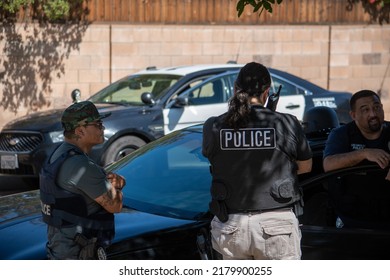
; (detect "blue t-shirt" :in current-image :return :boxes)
[323,121,390,159]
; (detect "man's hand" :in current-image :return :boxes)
[324,148,390,172]
[95,173,126,213]
[386,169,390,181]
[364,149,390,181]
[364,148,390,169]
[106,172,126,190]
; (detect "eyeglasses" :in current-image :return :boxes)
[84,122,104,130]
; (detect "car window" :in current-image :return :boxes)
[88,74,182,105]
[164,75,225,107]
[271,76,300,96]
[109,129,211,220]
[179,74,235,106]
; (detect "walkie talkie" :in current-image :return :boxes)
[266,85,282,111]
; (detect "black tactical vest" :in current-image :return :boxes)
[39,148,114,237]
[206,111,303,220]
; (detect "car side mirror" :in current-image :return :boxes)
[71,89,81,103]
[173,96,189,108]
[141,92,155,105]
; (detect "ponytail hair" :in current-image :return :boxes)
[224,82,252,129]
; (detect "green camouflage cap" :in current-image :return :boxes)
[61,101,111,131]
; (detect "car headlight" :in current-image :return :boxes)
[49,131,64,143]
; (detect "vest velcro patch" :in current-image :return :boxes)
[220,128,276,150]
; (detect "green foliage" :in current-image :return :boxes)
[42,0,70,21]
[0,0,85,22]
[236,0,283,17]
[237,0,390,24]
[347,0,390,24]
[0,0,33,13]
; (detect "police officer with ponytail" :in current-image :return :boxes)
[202,62,312,260]
[40,101,126,259]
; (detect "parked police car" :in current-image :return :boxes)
[0,64,352,186]
[0,64,241,185]
[175,68,352,127]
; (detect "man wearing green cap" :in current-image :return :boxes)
[40,101,126,259]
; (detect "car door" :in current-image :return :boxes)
[299,165,390,259]
[271,75,306,121]
[162,73,236,134]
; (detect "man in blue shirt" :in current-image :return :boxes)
[323,90,390,229]
[323,90,390,179]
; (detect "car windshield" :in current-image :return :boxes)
[107,126,211,220]
[88,74,182,105]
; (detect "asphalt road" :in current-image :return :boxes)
[0,177,37,196]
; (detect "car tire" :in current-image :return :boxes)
[102,135,146,166]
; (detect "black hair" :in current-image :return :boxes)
[224,83,252,129]
[224,62,271,129]
[350,90,381,111]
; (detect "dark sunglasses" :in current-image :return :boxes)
[84,122,104,130]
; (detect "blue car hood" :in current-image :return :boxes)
[0,190,195,260]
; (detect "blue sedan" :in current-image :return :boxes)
[1,124,389,260]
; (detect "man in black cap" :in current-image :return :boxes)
[202,62,312,260]
[40,101,126,259]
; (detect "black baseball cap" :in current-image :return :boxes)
[235,62,271,96]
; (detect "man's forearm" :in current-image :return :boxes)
[323,150,365,172]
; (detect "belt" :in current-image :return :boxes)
[228,207,292,215]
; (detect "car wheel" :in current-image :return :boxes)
[102,136,146,166]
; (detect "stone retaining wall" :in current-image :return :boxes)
[0,23,389,129]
